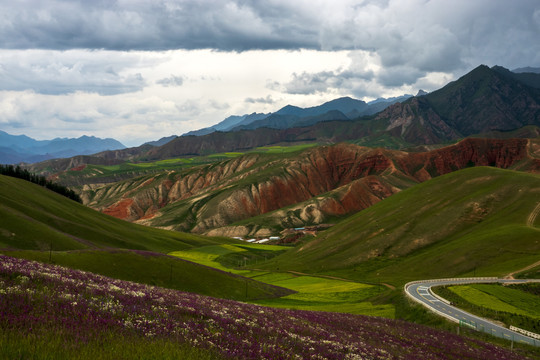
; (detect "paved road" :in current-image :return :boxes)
[405,278,540,347]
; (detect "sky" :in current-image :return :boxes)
[0,0,539,147]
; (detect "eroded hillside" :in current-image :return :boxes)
[81,138,539,237]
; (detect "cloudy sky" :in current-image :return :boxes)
[0,0,539,147]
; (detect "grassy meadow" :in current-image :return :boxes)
[255,167,540,286]
[170,244,395,317]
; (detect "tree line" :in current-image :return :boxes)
[0,164,82,203]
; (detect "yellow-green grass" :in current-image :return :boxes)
[169,243,287,274]
[206,144,318,158]
[251,144,318,153]
[447,284,540,318]
[252,274,394,317]
[207,152,244,158]
[63,144,319,182]
[170,245,394,317]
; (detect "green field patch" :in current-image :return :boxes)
[251,144,318,154]
[208,152,244,158]
[253,275,393,317]
[2,249,291,301]
[169,243,288,274]
[249,272,298,283]
[169,243,393,317]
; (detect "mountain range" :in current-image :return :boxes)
[0,132,126,164]
[80,137,540,237]
[183,94,413,136]
[54,64,536,165]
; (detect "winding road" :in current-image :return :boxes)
[405,278,540,347]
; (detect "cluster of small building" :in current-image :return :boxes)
[233,236,280,244]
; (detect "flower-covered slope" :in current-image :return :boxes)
[0,255,527,360]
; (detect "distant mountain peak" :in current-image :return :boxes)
[0,131,125,164]
[416,89,428,96]
[512,66,540,74]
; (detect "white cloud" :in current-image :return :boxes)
[156,75,184,87]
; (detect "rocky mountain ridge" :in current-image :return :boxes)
[83,138,539,237]
[24,65,540,171]
[183,96,411,137]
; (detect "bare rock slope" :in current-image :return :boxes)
[84,138,539,236]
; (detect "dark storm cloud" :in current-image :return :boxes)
[0,1,539,94]
[0,0,319,51]
[0,1,536,59]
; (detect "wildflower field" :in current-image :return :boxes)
[0,255,528,359]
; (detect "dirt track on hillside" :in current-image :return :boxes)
[526,201,540,227]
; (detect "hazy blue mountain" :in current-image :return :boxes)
[144,135,178,147]
[0,131,41,149]
[223,113,272,130]
[367,94,413,105]
[183,113,270,136]
[231,110,350,131]
[512,67,540,74]
[182,95,413,136]
[276,97,368,117]
[233,96,414,130]
[492,66,540,89]
[0,131,125,164]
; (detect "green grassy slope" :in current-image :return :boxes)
[0,174,223,252]
[169,244,394,317]
[0,175,291,300]
[2,249,292,301]
[258,167,540,285]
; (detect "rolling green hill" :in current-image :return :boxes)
[257,167,540,285]
[0,174,222,252]
[0,174,292,300]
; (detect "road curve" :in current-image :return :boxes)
[405,278,540,347]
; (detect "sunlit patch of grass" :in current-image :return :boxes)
[253,275,394,317]
[170,245,394,317]
[169,244,286,273]
[169,245,245,272]
[251,144,318,153]
[207,152,244,158]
